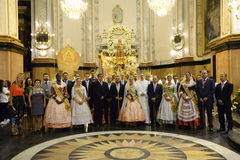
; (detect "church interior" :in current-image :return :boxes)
[1,0,240,160]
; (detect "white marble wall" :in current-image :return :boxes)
[0,0,18,39]
[31,0,198,66]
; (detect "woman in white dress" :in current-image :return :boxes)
[71,78,93,131]
[157,75,178,126]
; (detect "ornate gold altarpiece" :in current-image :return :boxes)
[99,25,138,77]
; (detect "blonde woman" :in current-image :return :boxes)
[71,78,93,132]
[9,73,27,135]
[118,75,145,123]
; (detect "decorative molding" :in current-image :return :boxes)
[175,57,194,63]
[211,41,240,53]
[139,59,211,70]
[0,36,26,55]
[209,34,240,53]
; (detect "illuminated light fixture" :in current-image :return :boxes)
[60,0,88,19]
[31,21,55,57]
[147,0,175,16]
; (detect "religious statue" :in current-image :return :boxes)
[116,39,125,57]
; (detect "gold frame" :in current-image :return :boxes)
[56,45,81,80]
[202,0,221,54]
[112,5,123,24]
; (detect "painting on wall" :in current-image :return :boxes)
[204,0,220,49]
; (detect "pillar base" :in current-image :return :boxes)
[0,36,26,81]
[32,58,58,81]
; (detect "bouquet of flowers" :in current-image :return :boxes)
[232,89,240,116]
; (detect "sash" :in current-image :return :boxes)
[75,87,90,109]
[181,83,199,113]
[53,84,71,112]
[128,87,143,110]
[164,85,177,113]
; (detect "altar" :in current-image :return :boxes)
[99,25,138,77]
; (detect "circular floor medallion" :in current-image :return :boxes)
[12,131,240,160]
[104,147,150,160]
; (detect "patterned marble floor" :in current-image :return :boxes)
[12,131,240,160]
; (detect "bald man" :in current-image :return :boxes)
[215,73,233,133]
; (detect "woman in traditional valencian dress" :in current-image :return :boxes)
[118,76,145,123]
[71,78,93,132]
[177,72,199,129]
[157,75,177,126]
[44,73,71,129]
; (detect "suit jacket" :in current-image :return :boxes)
[63,80,74,99]
[91,81,108,101]
[215,81,233,107]
[115,82,125,99]
[40,81,52,98]
[90,77,97,83]
[147,82,163,102]
[196,78,215,103]
[82,80,93,97]
[105,82,118,99]
[120,80,127,86]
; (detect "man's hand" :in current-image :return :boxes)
[203,97,208,101]
[218,100,224,105]
[151,97,156,102]
[100,96,104,100]
[199,98,203,102]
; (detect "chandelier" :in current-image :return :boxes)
[147,0,175,17]
[60,0,88,19]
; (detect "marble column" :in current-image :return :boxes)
[31,0,55,59]
[0,0,26,81]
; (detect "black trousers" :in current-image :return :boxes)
[148,100,161,124]
[0,103,12,121]
[198,101,213,129]
[217,104,233,130]
[108,100,118,124]
[94,99,105,125]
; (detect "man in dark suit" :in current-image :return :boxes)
[173,75,180,92]
[90,70,97,83]
[215,73,233,133]
[105,76,118,124]
[120,73,127,86]
[91,73,108,126]
[115,75,125,112]
[62,72,74,102]
[147,75,163,125]
[196,70,215,132]
[82,73,93,110]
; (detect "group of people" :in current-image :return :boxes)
[0,69,234,135]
